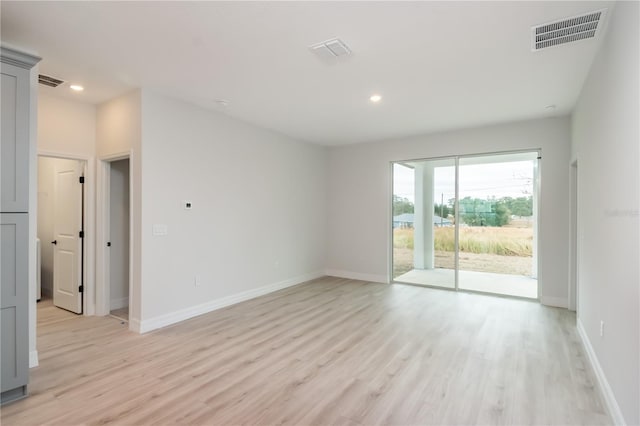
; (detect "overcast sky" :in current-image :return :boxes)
[394,160,534,204]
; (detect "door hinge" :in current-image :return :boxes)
[79,176,85,184]
[79,285,84,293]
[79,231,84,238]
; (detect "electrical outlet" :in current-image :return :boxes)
[194,275,201,287]
[600,320,604,337]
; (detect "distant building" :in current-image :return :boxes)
[393,213,452,228]
[393,213,414,228]
[433,215,453,227]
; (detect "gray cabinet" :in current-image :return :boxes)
[1,58,31,213]
[1,46,40,404]
[1,214,29,402]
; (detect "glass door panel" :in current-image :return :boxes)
[457,152,538,298]
[392,158,456,289]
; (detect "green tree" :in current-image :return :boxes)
[492,202,511,226]
[504,196,532,217]
[393,195,414,216]
[433,203,450,218]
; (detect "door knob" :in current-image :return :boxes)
[51,240,57,245]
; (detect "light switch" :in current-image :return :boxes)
[152,224,168,236]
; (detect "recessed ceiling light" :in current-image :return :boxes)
[70,85,84,92]
[370,94,382,103]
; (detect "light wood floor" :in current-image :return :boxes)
[110,307,129,322]
[2,277,610,425]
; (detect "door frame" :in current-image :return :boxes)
[569,160,578,312]
[37,150,93,315]
[389,148,541,300]
[96,152,133,326]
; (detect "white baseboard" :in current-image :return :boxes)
[29,350,38,368]
[324,269,389,284]
[539,296,568,308]
[138,271,325,334]
[577,319,626,425]
[110,297,129,310]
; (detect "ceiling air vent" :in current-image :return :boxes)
[532,9,607,51]
[38,74,64,88]
[309,38,352,61]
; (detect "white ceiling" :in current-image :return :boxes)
[1,1,613,145]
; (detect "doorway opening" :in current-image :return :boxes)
[37,156,86,314]
[100,157,131,323]
[108,159,130,321]
[391,150,539,299]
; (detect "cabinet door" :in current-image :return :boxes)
[1,213,29,399]
[1,63,30,213]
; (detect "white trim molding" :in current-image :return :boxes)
[325,269,389,284]
[0,45,41,68]
[96,152,133,319]
[99,151,131,162]
[37,152,96,316]
[577,319,626,425]
[138,271,325,334]
[37,149,91,161]
[129,318,142,334]
[29,350,38,368]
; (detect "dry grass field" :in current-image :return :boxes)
[393,226,533,277]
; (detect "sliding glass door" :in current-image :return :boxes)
[391,151,539,299]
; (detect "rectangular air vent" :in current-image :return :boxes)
[38,74,64,87]
[532,9,607,51]
[309,38,352,61]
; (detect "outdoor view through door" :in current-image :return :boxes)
[392,151,538,299]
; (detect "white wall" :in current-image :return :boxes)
[109,159,130,310]
[96,90,140,158]
[38,93,96,157]
[571,2,639,425]
[326,117,571,306]
[138,90,326,329]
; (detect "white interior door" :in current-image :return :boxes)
[53,160,83,313]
